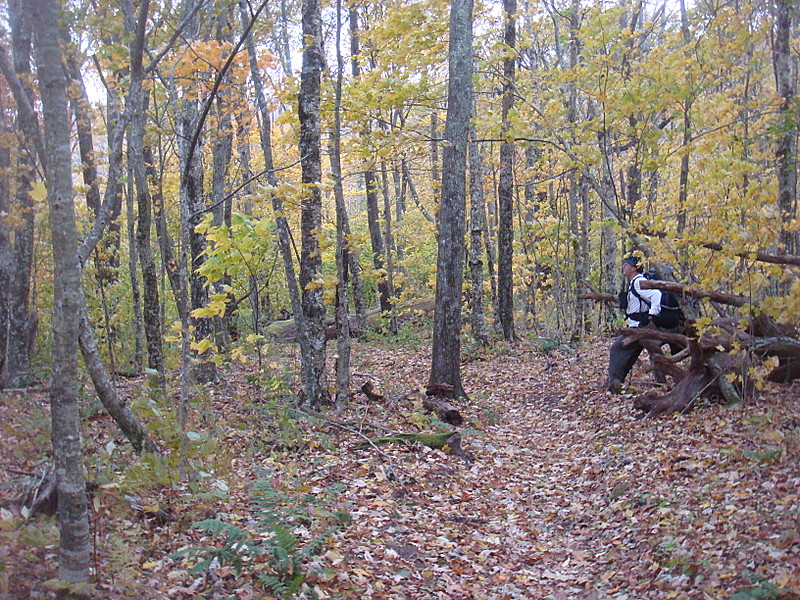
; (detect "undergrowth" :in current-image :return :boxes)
[171,478,351,599]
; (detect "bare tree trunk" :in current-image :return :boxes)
[210,88,235,348]
[239,0,305,332]
[0,100,12,383]
[568,174,584,339]
[181,88,216,382]
[65,37,122,285]
[236,115,262,334]
[497,0,517,342]
[520,144,540,331]
[431,109,440,199]
[468,121,490,345]
[331,0,351,406]
[298,0,330,408]
[349,8,391,316]
[429,0,473,399]
[402,159,436,224]
[565,2,586,340]
[126,158,144,372]
[772,0,798,254]
[130,90,164,374]
[77,293,153,454]
[380,160,399,332]
[1,0,37,388]
[32,0,91,585]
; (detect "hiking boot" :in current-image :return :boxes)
[606,379,623,394]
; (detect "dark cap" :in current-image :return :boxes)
[622,255,640,268]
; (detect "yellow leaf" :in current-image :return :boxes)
[192,338,214,354]
[30,181,47,203]
[190,307,217,319]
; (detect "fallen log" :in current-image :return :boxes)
[356,431,457,450]
[355,430,472,461]
[264,301,437,342]
[630,321,762,415]
[638,280,749,308]
[422,396,463,426]
[634,369,713,416]
[702,242,800,268]
[578,292,616,303]
[361,380,384,402]
[587,276,800,413]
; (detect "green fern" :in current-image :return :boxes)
[173,478,349,599]
[106,534,136,584]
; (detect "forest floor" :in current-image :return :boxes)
[1,334,800,600]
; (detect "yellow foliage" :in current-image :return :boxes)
[191,337,215,355]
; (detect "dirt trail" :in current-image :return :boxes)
[319,340,800,600]
[2,339,798,600]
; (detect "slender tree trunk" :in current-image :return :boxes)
[520,144,540,331]
[67,44,125,373]
[380,160,399,332]
[568,174,582,338]
[298,0,330,408]
[579,174,590,333]
[65,38,122,284]
[391,153,407,283]
[129,85,164,374]
[402,159,436,223]
[210,89,234,348]
[77,293,153,454]
[126,158,144,372]
[485,165,500,330]
[331,0,351,406]
[429,0,473,399]
[349,8,391,315]
[497,0,517,342]
[0,101,11,383]
[239,0,305,332]
[1,0,37,388]
[773,0,798,254]
[236,116,262,334]
[676,0,693,276]
[32,0,91,585]
[431,109,440,199]
[468,124,489,345]
[181,89,216,382]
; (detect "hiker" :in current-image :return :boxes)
[606,255,662,393]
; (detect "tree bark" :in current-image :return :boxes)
[125,158,144,372]
[180,68,216,383]
[32,0,91,585]
[1,0,37,388]
[772,0,798,254]
[77,293,153,454]
[349,8,392,316]
[429,0,473,399]
[209,15,236,348]
[468,123,490,345]
[331,0,351,407]
[126,9,164,376]
[497,0,517,342]
[298,0,330,408]
[239,0,305,334]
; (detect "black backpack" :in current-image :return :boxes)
[628,273,684,329]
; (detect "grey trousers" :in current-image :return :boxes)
[607,334,644,386]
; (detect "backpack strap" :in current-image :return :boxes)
[628,275,651,313]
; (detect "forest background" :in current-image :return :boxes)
[0,0,798,598]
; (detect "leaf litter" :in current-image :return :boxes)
[1,338,798,599]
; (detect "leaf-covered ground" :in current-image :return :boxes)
[2,337,799,599]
